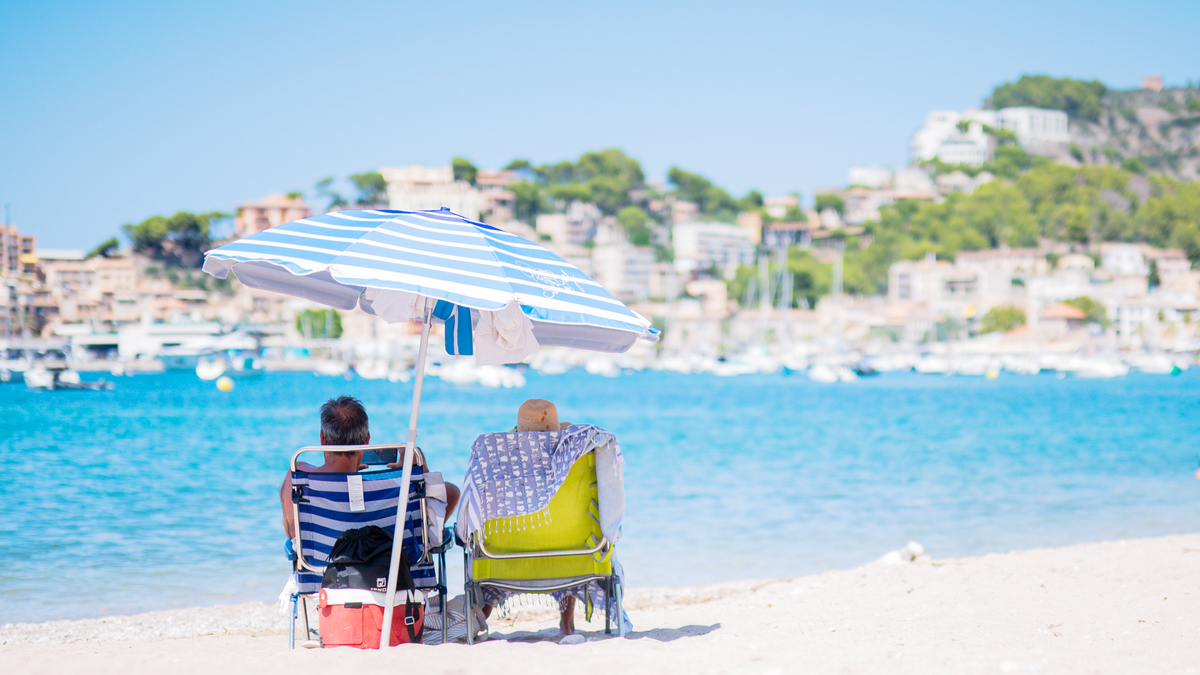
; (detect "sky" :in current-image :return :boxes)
[2,0,1198,248]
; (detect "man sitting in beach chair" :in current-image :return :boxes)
[280,395,461,648]
[280,395,460,539]
[457,399,630,642]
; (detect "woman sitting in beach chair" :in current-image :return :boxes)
[280,396,459,648]
[456,399,630,642]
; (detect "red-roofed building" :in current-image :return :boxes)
[1040,302,1088,338]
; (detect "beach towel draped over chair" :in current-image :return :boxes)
[457,426,628,641]
[286,445,452,649]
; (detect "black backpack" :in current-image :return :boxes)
[322,525,422,642]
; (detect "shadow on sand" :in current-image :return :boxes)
[488,623,721,644]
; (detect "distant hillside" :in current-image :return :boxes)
[986,75,1200,181]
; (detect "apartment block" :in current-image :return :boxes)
[380,165,481,219]
[234,194,311,238]
[1,225,37,278]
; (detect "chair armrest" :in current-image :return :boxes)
[429,527,455,554]
[472,535,610,561]
[290,444,426,472]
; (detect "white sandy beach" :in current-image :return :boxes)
[3,533,1198,674]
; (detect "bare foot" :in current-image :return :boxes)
[559,596,576,635]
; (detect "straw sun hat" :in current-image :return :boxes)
[517,399,571,432]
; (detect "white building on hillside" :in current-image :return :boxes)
[888,252,979,308]
[591,222,654,300]
[380,165,480,219]
[672,221,756,275]
[910,107,1070,165]
[763,195,800,219]
[535,201,601,245]
[1100,243,1147,276]
[838,168,940,224]
[911,110,997,166]
[954,248,1049,300]
[996,107,1070,145]
[848,166,894,189]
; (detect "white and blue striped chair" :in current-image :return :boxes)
[286,444,452,648]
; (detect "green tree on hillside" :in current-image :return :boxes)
[576,149,644,187]
[315,177,347,211]
[452,157,478,185]
[989,75,1108,122]
[737,190,764,212]
[123,211,227,268]
[526,149,645,216]
[956,182,1040,247]
[549,183,592,204]
[616,206,653,246]
[87,237,120,259]
[784,205,806,221]
[982,125,1019,145]
[990,145,1036,179]
[667,167,738,220]
[1063,296,1109,327]
[814,194,845,216]
[980,305,1027,333]
[349,171,387,205]
[587,175,630,215]
[510,180,545,223]
[1121,158,1147,174]
[1132,178,1200,261]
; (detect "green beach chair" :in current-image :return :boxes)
[461,450,625,643]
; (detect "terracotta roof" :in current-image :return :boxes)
[1005,324,1035,338]
[1042,302,1087,320]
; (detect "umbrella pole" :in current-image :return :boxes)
[379,305,432,648]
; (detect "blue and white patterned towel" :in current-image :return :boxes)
[455,424,624,543]
[455,423,630,630]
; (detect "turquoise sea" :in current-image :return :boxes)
[2,369,1199,624]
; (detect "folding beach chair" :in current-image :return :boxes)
[285,444,453,649]
[460,450,625,643]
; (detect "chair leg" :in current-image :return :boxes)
[440,549,448,645]
[464,587,473,645]
[464,549,473,646]
[604,582,612,635]
[615,577,625,638]
[288,593,297,650]
[300,595,311,642]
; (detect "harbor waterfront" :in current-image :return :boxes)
[2,369,1198,625]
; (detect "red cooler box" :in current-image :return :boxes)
[317,588,425,648]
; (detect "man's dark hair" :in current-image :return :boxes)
[320,396,369,445]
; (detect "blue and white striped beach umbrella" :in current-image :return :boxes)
[202,207,657,646]
[202,207,657,356]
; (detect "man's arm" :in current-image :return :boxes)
[385,446,426,471]
[281,470,295,539]
[388,450,459,515]
[445,482,461,517]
